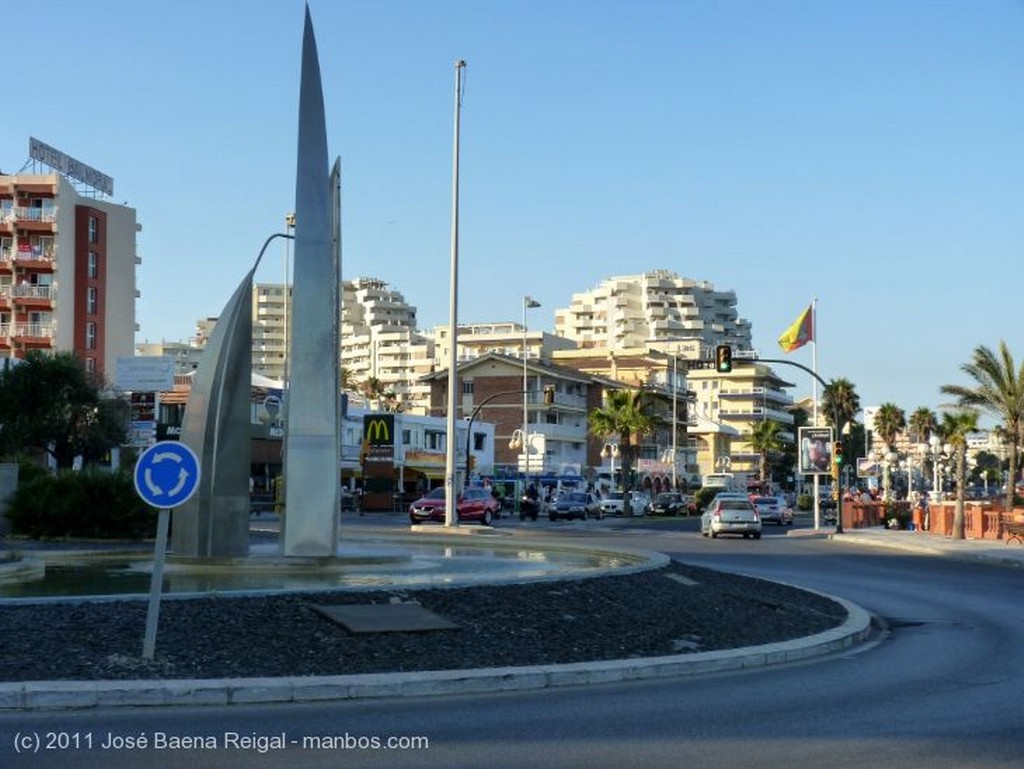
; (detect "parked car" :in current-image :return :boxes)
[549,491,601,521]
[409,487,499,526]
[649,492,692,516]
[599,490,648,517]
[700,492,762,539]
[751,495,793,526]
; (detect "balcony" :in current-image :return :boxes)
[13,206,57,224]
[11,284,54,306]
[13,247,55,269]
[13,322,54,341]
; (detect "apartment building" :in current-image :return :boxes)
[554,270,752,354]
[687,362,796,479]
[0,164,138,376]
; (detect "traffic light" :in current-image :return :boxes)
[833,441,844,465]
[715,345,733,373]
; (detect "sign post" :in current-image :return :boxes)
[133,441,200,659]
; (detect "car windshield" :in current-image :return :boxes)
[607,492,625,500]
[753,497,776,505]
[656,494,679,503]
[423,488,446,500]
[562,493,587,503]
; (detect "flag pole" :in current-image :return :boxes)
[812,298,820,530]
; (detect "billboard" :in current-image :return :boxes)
[798,427,834,475]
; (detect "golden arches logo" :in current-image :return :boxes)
[365,417,392,444]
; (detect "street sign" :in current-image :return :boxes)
[134,440,201,509]
[116,356,174,392]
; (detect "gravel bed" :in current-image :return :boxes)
[0,561,846,682]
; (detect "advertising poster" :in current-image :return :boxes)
[798,427,834,475]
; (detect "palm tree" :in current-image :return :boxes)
[941,341,1024,514]
[822,378,860,437]
[748,420,784,484]
[874,403,906,502]
[908,407,938,444]
[588,388,657,516]
[941,410,980,539]
[874,403,906,449]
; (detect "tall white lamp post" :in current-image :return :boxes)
[522,296,540,491]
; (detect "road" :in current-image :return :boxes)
[3,515,1023,768]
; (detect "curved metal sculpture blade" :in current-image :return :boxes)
[283,6,340,556]
[174,266,256,557]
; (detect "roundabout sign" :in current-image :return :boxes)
[134,441,200,509]
[132,440,201,659]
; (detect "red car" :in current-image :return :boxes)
[409,487,499,525]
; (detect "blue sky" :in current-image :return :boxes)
[3,1,1021,420]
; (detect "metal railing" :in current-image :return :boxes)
[13,322,54,338]
[11,284,53,300]
[13,206,57,223]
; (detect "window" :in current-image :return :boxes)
[473,433,486,451]
[88,216,99,244]
[84,357,96,374]
[88,252,99,278]
[462,380,474,394]
[87,287,98,315]
[86,322,97,350]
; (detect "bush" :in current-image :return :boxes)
[693,487,718,512]
[796,493,813,511]
[4,469,156,540]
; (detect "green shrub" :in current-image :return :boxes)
[4,469,156,540]
[693,487,718,512]
[796,493,813,511]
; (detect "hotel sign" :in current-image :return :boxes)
[29,137,114,197]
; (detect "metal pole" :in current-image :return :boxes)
[444,60,465,528]
[142,507,171,659]
[671,355,678,491]
[522,295,540,496]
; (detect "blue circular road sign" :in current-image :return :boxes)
[134,441,201,509]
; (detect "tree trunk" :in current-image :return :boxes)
[952,449,966,539]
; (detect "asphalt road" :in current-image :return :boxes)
[2,516,1023,769]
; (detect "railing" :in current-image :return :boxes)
[11,284,53,300]
[13,248,54,262]
[0,323,9,337]
[13,206,57,223]
[13,322,54,338]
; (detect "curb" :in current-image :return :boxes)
[0,596,872,711]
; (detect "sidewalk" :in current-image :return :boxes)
[825,526,1024,568]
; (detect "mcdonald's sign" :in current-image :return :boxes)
[363,415,394,446]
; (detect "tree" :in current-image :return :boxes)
[873,403,906,501]
[908,407,938,444]
[874,403,906,450]
[940,410,980,539]
[0,351,128,469]
[748,420,784,484]
[588,388,657,516]
[822,378,860,437]
[940,341,1024,514]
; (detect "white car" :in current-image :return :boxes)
[701,492,762,539]
[598,491,648,516]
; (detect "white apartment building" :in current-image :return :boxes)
[554,270,752,355]
[1,159,138,376]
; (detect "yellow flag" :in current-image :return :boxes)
[777,305,813,353]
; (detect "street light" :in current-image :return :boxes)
[602,443,619,490]
[928,435,952,503]
[522,295,540,493]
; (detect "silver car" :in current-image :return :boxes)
[701,492,762,539]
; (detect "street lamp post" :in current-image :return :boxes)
[522,296,540,494]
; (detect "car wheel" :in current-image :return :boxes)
[753,532,762,539]
[710,530,718,539]
[549,513,557,522]
[482,509,493,526]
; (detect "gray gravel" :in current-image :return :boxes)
[0,561,845,682]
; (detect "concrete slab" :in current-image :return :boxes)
[310,602,459,633]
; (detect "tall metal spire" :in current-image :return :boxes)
[283,5,340,555]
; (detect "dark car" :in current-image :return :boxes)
[549,491,601,521]
[649,492,692,516]
[409,487,499,526]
